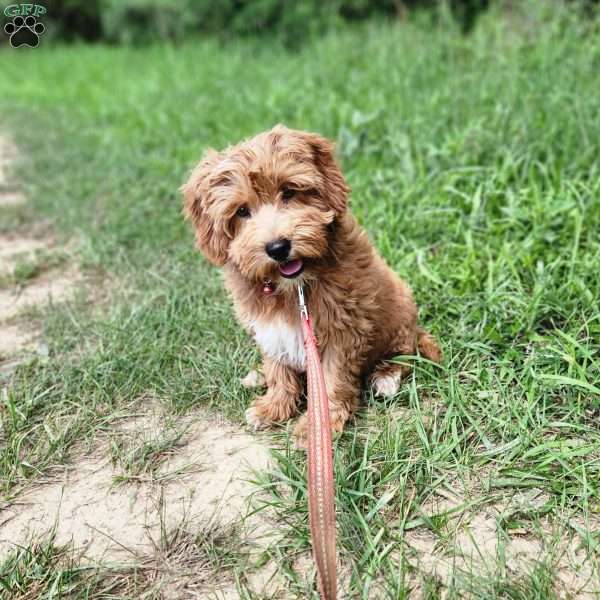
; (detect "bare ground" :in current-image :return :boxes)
[0,413,268,554]
[404,485,600,599]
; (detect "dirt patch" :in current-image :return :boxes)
[0,323,37,358]
[0,268,80,322]
[405,489,600,598]
[0,235,47,273]
[0,404,289,597]
[0,192,25,207]
[0,412,271,563]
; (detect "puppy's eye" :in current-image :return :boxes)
[281,187,296,202]
[236,205,251,218]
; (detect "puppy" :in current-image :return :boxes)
[182,125,441,444]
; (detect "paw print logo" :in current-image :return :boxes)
[4,15,45,48]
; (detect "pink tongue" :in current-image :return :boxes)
[279,259,303,276]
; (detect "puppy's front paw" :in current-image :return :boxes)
[245,406,271,432]
[292,410,348,451]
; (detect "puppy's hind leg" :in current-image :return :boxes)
[416,327,442,364]
[370,360,411,398]
[370,327,442,398]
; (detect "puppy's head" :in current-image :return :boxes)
[181,125,349,288]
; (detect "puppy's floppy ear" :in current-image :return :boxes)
[303,132,350,216]
[181,149,229,266]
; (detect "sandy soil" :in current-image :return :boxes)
[0,413,270,561]
[404,486,600,599]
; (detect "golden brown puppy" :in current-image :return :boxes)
[182,125,441,444]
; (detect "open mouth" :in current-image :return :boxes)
[279,258,304,279]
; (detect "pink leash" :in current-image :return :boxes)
[298,285,337,600]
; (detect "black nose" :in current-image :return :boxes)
[265,238,291,262]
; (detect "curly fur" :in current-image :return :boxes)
[182,125,441,444]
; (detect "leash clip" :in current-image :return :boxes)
[297,284,309,321]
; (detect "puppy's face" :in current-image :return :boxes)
[182,126,349,289]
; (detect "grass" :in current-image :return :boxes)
[1,0,599,597]
[0,534,84,600]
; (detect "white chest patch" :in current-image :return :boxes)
[251,318,305,371]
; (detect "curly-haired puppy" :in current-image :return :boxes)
[182,125,441,445]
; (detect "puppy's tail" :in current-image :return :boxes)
[417,328,442,363]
